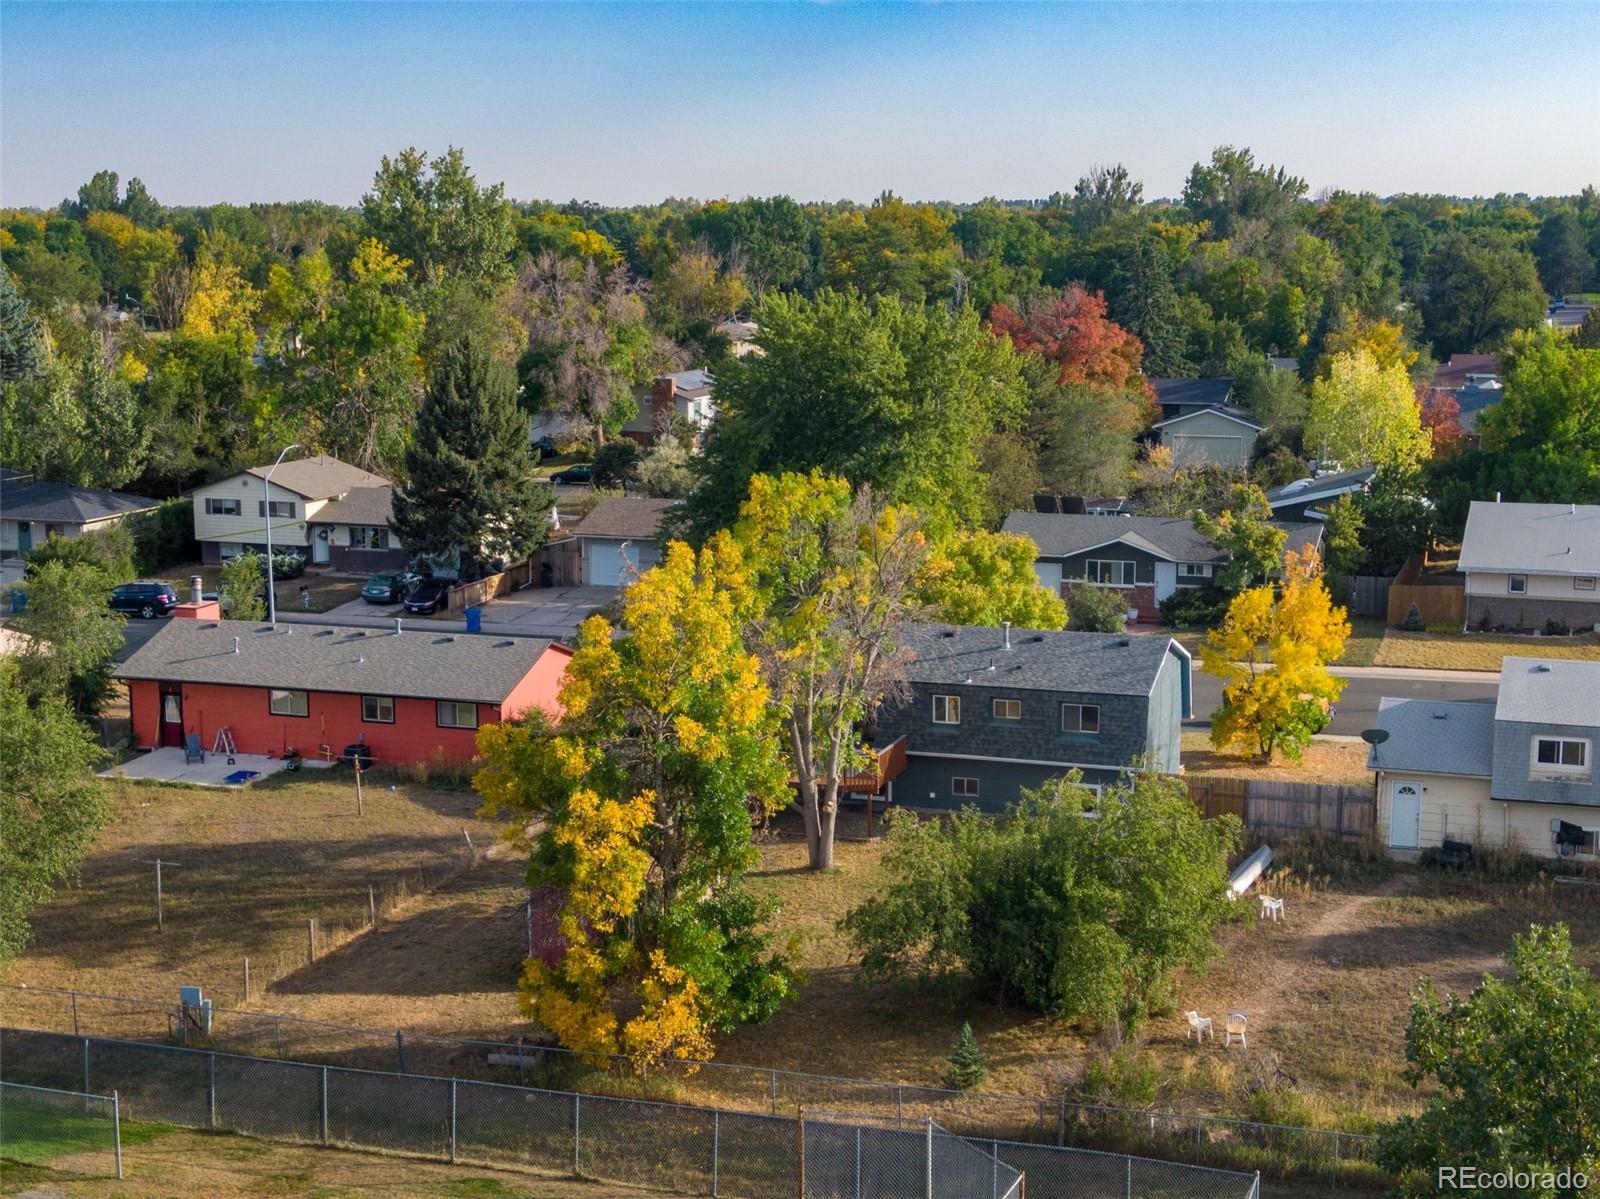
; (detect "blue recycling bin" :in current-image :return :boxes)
[9,590,25,614]
[465,605,483,633]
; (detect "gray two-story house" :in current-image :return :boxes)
[868,623,1192,812]
[1369,656,1600,859]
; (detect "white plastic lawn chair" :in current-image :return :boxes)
[1184,1010,1213,1043]
[1225,1011,1248,1048]
[1259,896,1284,922]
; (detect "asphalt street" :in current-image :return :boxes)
[1187,668,1499,735]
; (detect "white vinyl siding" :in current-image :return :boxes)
[1508,575,1528,594]
[192,474,324,547]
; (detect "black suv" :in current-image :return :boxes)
[110,581,180,618]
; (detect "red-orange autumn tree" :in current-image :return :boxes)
[1418,386,1468,455]
[989,284,1151,398]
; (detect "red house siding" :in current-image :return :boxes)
[125,645,569,765]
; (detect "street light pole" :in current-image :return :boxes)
[263,443,302,626]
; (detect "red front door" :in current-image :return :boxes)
[159,685,184,747]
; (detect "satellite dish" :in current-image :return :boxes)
[1360,728,1389,746]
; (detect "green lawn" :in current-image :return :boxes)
[1335,616,1386,667]
[0,1089,166,1171]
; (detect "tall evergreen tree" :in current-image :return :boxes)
[389,336,552,575]
[0,263,45,383]
[1112,238,1189,376]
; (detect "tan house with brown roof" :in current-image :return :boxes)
[190,455,394,568]
[567,497,674,587]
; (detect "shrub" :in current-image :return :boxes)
[126,499,198,574]
[1065,582,1128,633]
[943,1023,987,1091]
[1076,1046,1162,1108]
[1400,603,1425,632]
[1425,622,1458,635]
[1544,617,1571,636]
[1475,607,1495,632]
[593,439,642,489]
[1159,584,1230,630]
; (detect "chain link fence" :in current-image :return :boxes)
[2,983,1357,1186]
[4,1029,1047,1199]
[0,1080,123,1179]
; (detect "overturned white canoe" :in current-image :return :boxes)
[1227,845,1272,899]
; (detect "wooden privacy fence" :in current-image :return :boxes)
[446,558,534,617]
[1385,550,1465,628]
[1344,574,1391,619]
[1188,777,1374,839]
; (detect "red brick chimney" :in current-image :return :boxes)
[650,375,676,431]
[172,575,222,620]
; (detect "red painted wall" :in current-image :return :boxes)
[125,643,571,765]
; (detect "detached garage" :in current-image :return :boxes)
[570,497,674,588]
[1150,406,1263,470]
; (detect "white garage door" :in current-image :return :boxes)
[588,541,660,587]
[1171,435,1244,466]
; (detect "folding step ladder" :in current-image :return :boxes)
[212,727,237,764]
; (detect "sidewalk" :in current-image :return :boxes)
[1327,664,1500,683]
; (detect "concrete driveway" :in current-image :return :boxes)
[318,584,616,642]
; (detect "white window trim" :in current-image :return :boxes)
[951,776,980,798]
[350,526,391,551]
[1507,574,1528,594]
[1084,559,1137,588]
[1531,735,1589,774]
[269,688,309,717]
[361,695,395,724]
[437,700,478,729]
[1061,703,1102,734]
[932,694,961,725]
[1576,577,1597,591]
[992,698,1021,720]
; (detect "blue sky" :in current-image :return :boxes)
[3,2,1598,208]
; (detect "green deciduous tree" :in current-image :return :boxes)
[841,773,1241,1027]
[1473,329,1600,505]
[1376,923,1599,1194]
[0,659,109,958]
[361,147,516,287]
[12,561,125,715]
[391,335,553,576]
[1064,582,1130,634]
[1306,349,1432,472]
[1420,229,1547,357]
[915,529,1067,630]
[1533,211,1597,299]
[220,552,267,623]
[1193,483,1286,592]
[682,289,1026,538]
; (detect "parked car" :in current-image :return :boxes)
[110,581,180,618]
[361,571,421,604]
[550,464,595,485]
[403,577,451,614]
[531,435,556,461]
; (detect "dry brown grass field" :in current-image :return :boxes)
[6,776,1599,1139]
[1178,732,1373,785]
[1373,629,1600,671]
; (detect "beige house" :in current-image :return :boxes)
[1150,406,1262,469]
[1458,500,1600,631]
[190,455,392,567]
[1371,657,1600,860]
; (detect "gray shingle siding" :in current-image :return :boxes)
[1491,720,1600,809]
[895,755,1120,813]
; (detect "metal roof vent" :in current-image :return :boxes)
[231,637,239,654]
[1002,621,1012,650]
[393,618,403,635]
[1534,663,1552,673]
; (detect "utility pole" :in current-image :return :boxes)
[135,859,180,930]
[263,443,302,626]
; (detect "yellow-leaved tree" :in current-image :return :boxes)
[1202,549,1350,763]
[475,534,794,1067]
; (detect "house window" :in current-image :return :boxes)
[952,777,980,798]
[992,698,1022,720]
[1177,563,1214,584]
[362,695,394,724]
[1507,575,1528,594]
[268,689,309,717]
[350,526,390,550]
[258,500,297,519]
[1576,577,1597,591]
[1084,560,1137,587]
[932,694,961,725]
[1061,703,1101,734]
[437,700,478,729]
[205,498,241,516]
[1533,736,1588,772]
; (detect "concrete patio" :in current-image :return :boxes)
[101,747,297,787]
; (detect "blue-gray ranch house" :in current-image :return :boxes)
[866,623,1192,813]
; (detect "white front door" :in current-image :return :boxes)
[312,530,330,564]
[1388,779,1422,849]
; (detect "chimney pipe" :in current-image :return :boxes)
[1003,621,1012,650]
[231,636,240,655]
[191,574,204,604]
[394,617,402,635]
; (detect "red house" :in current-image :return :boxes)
[115,607,571,765]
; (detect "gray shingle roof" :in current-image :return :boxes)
[1458,501,1600,577]
[1149,377,1233,409]
[1495,656,1600,728]
[306,486,394,528]
[1264,465,1377,510]
[113,618,563,705]
[571,497,674,541]
[896,623,1183,696]
[1367,697,1495,777]
[240,454,391,499]
[0,479,161,523]
[1001,512,1323,566]
[1150,405,1262,431]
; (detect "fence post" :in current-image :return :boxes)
[71,990,80,1036]
[1057,1097,1065,1147]
[395,1030,406,1073]
[992,1139,999,1199]
[320,1066,329,1145]
[572,1092,581,1176]
[924,1118,933,1199]
[769,1068,778,1115]
[711,1110,719,1197]
[208,1053,218,1129]
[855,1126,863,1199]
[1194,1117,1201,1163]
[896,1083,903,1120]
[797,1109,805,1199]
[1124,1154,1132,1199]
[82,1036,91,1094]
[1332,1130,1340,1186]
[112,1089,123,1180]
